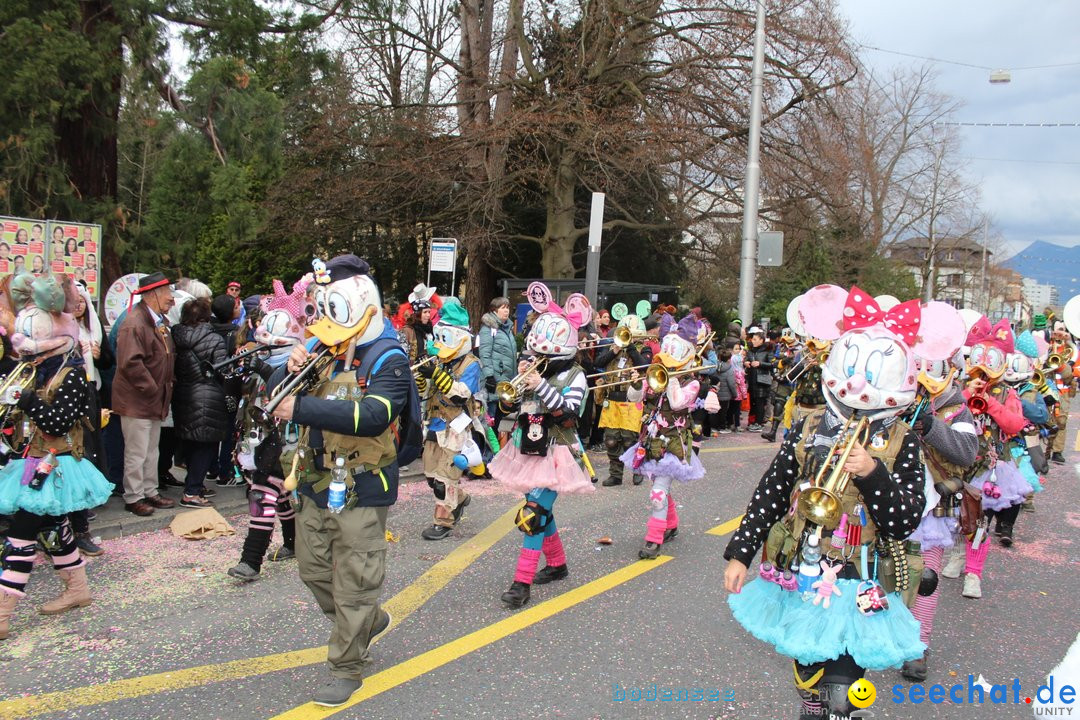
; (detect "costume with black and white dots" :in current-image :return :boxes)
[724,413,926,568]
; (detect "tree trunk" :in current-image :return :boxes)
[540,148,578,279]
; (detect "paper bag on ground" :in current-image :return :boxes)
[170,507,236,540]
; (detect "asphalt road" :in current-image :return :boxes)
[0,420,1077,720]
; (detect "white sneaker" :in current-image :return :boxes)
[962,573,982,599]
[941,552,965,579]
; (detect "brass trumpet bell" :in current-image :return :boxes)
[496,357,547,404]
[644,362,717,393]
[795,416,870,531]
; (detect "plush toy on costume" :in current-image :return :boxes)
[596,300,651,487]
[0,273,114,641]
[722,284,965,720]
[490,283,595,608]
[620,314,706,560]
[416,297,482,541]
[227,276,313,581]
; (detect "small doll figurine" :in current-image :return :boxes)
[811,561,843,609]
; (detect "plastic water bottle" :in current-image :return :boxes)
[797,535,822,597]
[29,449,58,492]
[327,458,348,514]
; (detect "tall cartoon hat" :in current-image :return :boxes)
[798,284,965,419]
[611,300,649,336]
[10,273,81,360]
[524,282,591,358]
[430,297,473,360]
[307,254,383,348]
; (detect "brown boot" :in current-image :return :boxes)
[39,566,92,615]
[0,591,19,640]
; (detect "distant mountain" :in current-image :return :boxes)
[1005,240,1080,306]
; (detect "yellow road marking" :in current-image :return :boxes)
[270,556,674,720]
[1073,425,1080,452]
[700,443,776,454]
[706,515,745,537]
[0,505,519,720]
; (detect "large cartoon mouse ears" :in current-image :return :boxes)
[525,281,593,329]
[799,284,965,360]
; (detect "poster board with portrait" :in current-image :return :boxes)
[45,221,102,301]
[0,217,48,277]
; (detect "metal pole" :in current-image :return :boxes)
[737,0,767,326]
[979,218,989,314]
[585,192,605,309]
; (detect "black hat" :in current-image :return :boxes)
[135,271,171,294]
[315,254,370,285]
[211,294,236,323]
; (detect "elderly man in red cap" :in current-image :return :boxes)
[113,272,178,516]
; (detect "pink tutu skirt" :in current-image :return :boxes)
[490,442,595,495]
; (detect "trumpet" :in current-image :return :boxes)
[252,345,335,428]
[0,362,37,417]
[410,355,439,372]
[1045,353,1064,371]
[645,362,717,393]
[577,325,647,350]
[796,415,871,531]
[210,343,270,375]
[496,356,547,404]
[589,363,651,390]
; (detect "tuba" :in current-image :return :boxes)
[796,415,871,531]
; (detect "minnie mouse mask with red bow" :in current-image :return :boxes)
[524,282,592,358]
[798,285,965,419]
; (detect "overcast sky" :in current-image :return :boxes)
[835,0,1080,259]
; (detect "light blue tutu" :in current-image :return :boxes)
[728,577,925,670]
[0,456,113,517]
[1011,447,1043,494]
[618,442,705,482]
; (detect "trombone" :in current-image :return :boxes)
[577,325,647,350]
[209,343,270,376]
[645,362,718,393]
[252,345,335,429]
[589,363,651,390]
[495,356,548,404]
[411,355,439,372]
[784,339,830,383]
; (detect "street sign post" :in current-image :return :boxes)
[757,231,784,267]
[428,238,458,295]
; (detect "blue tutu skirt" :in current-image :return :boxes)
[972,463,1032,512]
[728,577,925,670]
[0,455,113,517]
[1011,447,1043,494]
[908,513,957,550]
[618,443,705,482]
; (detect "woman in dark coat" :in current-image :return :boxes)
[171,298,229,507]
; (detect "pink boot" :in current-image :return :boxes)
[640,517,667,560]
[535,533,569,584]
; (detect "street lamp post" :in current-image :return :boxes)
[737,0,767,327]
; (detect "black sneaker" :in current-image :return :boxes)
[200,486,217,498]
[268,545,296,561]
[500,581,530,607]
[216,474,246,487]
[421,524,453,541]
[999,524,1014,547]
[533,564,569,585]
[367,608,392,646]
[180,494,214,509]
[451,495,471,525]
[601,477,623,487]
[159,472,184,489]
[1050,452,1066,465]
[639,541,661,560]
[663,527,678,543]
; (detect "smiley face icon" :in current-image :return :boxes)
[848,678,876,708]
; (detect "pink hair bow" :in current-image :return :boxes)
[842,285,921,345]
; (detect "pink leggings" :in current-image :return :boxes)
[964,535,990,578]
[910,546,943,645]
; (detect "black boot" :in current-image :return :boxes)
[999,523,1014,547]
[761,419,779,442]
[601,476,622,487]
[533,564,569,585]
[663,527,678,543]
[1051,451,1066,464]
[501,581,530,607]
[901,651,929,682]
[639,541,661,560]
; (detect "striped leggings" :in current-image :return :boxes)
[238,475,296,571]
[1,511,84,596]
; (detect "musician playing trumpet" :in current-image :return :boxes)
[267,255,418,707]
[594,304,651,487]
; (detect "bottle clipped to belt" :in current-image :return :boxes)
[328,457,348,514]
[29,448,58,491]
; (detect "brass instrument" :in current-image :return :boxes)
[410,355,439,372]
[1046,353,1065,371]
[252,345,335,428]
[210,343,270,375]
[784,339,830,383]
[796,415,871,531]
[645,362,718,393]
[496,356,548,404]
[577,325,646,350]
[0,363,37,423]
[589,363,651,390]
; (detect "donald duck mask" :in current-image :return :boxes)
[307,255,382,348]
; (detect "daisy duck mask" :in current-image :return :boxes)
[10,273,80,361]
[1003,329,1038,385]
[429,297,473,361]
[307,255,383,349]
[799,284,965,420]
[965,317,1013,383]
[524,282,592,358]
[914,353,961,398]
[655,314,700,369]
[256,277,314,349]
